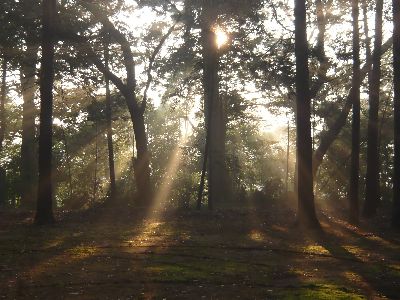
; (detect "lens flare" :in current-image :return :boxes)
[214,26,228,49]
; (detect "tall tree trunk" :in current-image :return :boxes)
[104,36,116,200]
[349,0,361,224]
[35,0,56,224]
[132,108,152,205]
[0,58,7,207]
[20,44,39,209]
[93,118,98,203]
[201,0,228,209]
[392,0,400,228]
[61,128,73,201]
[294,0,320,228]
[364,0,383,218]
[197,122,209,210]
[286,115,290,194]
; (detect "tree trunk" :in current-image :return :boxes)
[348,0,361,224]
[61,128,73,201]
[92,118,98,203]
[286,114,290,194]
[364,0,383,218]
[294,0,320,228]
[392,0,400,228]
[201,0,228,209]
[35,0,56,225]
[132,108,152,205]
[197,122,209,210]
[20,44,39,209]
[104,37,116,200]
[0,58,7,207]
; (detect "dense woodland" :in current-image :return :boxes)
[0,0,400,298]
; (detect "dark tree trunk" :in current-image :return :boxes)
[35,0,56,225]
[294,0,320,228]
[197,121,209,210]
[0,58,7,207]
[392,0,400,228]
[349,0,361,224]
[200,0,228,209]
[132,108,152,205]
[364,0,383,218]
[92,118,98,203]
[104,39,116,200]
[20,44,39,209]
[61,129,73,201]
[286,115,290,194]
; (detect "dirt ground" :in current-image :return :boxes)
[0,202,399,299]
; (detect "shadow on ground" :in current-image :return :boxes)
[0,202,399,299]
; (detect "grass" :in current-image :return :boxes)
[0,206,399,299]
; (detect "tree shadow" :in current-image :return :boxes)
[1,204,399,299]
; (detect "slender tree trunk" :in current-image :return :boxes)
[392,0,400,228]
[93,119,98,203]
[20,45,39,209]
[104,37,116,200]
[286,114,290,194]
[196,126,209,210]
[294,0,320,228]
[62,129,73,201]
[363,0,372,66]
[35,0,56,225]
[349,0,361,224]
[364,0,383,218]
[0,58,7,207]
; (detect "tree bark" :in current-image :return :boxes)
[392,0,400,228]
[348,0,361,224]
[132,108,152,205]
[364,0,383,218]
[35,0,56,224]
[0,58,7,207]
[20,44,39,209]
[294,0,320,228]
[104,36,116,200]
[201,0,228,209]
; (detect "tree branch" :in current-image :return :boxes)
[312,37,393,177]
[142,17,181,111]
[56,29,128,98]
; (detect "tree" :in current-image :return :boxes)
[364,0,383,218]
[57,1,181,205]
[392,0,400,228]
[294,0,320,228]
[20,44,39,209]
[0,57,7,207]
[348,0,361,224]
[104,34,116,200]
[200,0,227,209]
[19,0,41,209]
[35,0,56,224]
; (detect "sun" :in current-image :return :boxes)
[214,26,228,49]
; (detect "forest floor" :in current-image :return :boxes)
[0,200,399,299]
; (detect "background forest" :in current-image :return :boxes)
[1,0,400,298]
[0,0,399,225]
